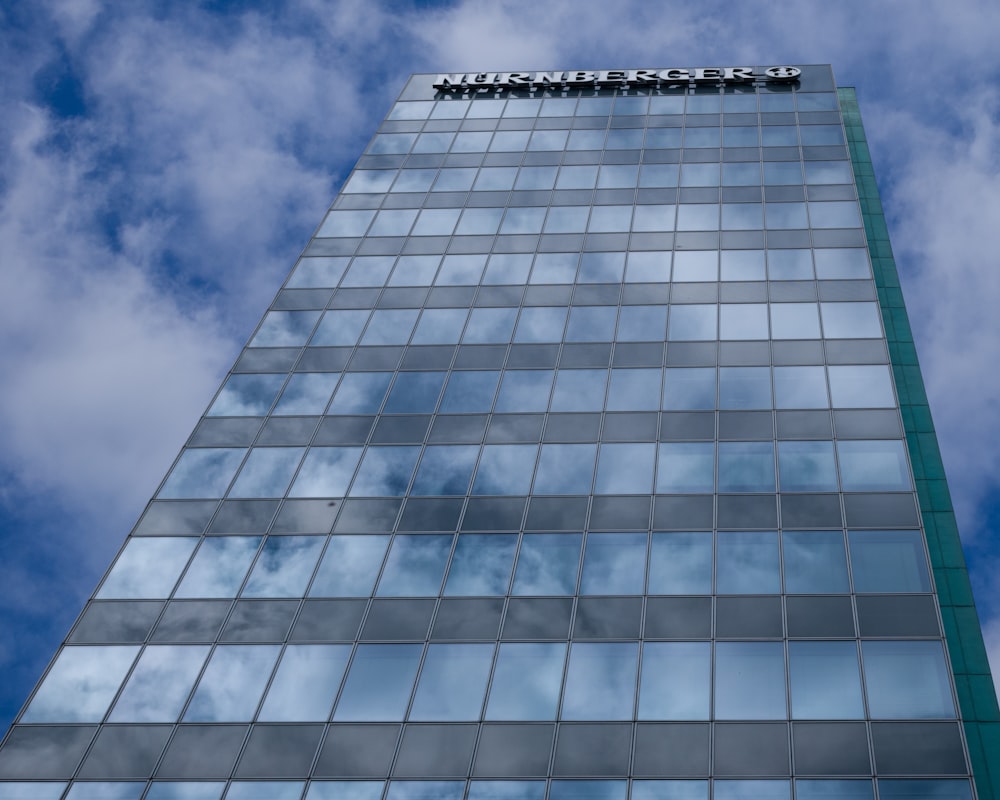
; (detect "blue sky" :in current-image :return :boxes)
[3,0,1000,733]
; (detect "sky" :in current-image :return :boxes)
[2,0,1000,734]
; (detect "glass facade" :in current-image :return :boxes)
[1,65,997,800]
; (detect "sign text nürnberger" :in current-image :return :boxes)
[433,67,801,90]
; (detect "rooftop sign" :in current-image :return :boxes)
[433,66,801,91]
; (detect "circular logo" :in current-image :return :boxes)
[765,66,801,81]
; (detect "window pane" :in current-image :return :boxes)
[411,310,468,344]
[778,441,838,491]
[327,373,392,414]
[767,249,813,280]
[716,532,780,594]
[251,311,321,347]
[720,304,768,339]
[23,646,139,722]
[862,641,955,719]
[512,533,582,595]
[656,443,714,493]
[827,365,896,408]
[258,645,351,721]
[782,531,849,593]
[444,534,517,595]
[663,368,716,410]
[719,367,772,409]
[551,369,608,412]
[440,370,500,412]
[789,642,864,719]
[515,307,567,342]
[486,643,566,720]
[463,308,517,344]
[184,645,280,721]
[837,440,912,491]
[606,369,662,411]
[594,443,656,494]
[561,642,638,719]
[848,531,930,593]
[159,448,245,498]
[288,447,363,497]
[97,538,196,599]
[175,537,261,598]
[639,642,710,720]
[472,445,538,495]
[533,444,597,495]
[715,642,786,719]
[334,644,422,720]
[208,374,284,416]
[411,446,479,496]
[109,645,209,722]
[648,532,713,594]
[349,446,421,496]
[617,306,667,341]
[309,536,389,597]
[384,373,446,413]
[773,366,828,409]
[770,303,820,339]
[718,442,775,492]
[821,303,882,339]
[495,371,554,412]
[409,643,493,720]
[273,374,339,415]
[229,447,304,498]
[668,305,717,341]
[580,532,647,595]
[566,307,617,342]
[242,536,325,597]
[376,534,452,596]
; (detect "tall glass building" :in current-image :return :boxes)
[1,64,997,800]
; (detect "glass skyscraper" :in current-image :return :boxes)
[1,64,998,800]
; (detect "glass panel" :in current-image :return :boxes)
[667,305,717,341]
[411,445,479,496]
[386,784,463,800]
[594,443,656,494]
[389,256,440,286]
[334,643,422,720]
[717,442,775,492]
[606,369,662,411]
[97,538,197,599]
[288,447,363,496]
[550,783,626,800]
[486,642,566,720]
[551,369,608,412]
[208,374,284,416]
[226,784,304,800]
[533,444,597,495]
[714,783,788,800]
[159,448,246,498]
[183,644,280,721]
[484,254,533,285]
[716,531,780,594]
[175,537,262,598]
[631,782,708,800]
[662,368,716,410]
[495,371,554,412]
[648,532,713,595]
[411,310,468,344]
[877,782,971,800]
[384,372,446,413]
[672,252,717,282]
[468,783,545,800]
[714,642,786,719]
[472,445,537,495]
[327,373,392,414]
[310,535,390,597]
[848,531,931,593]
[561,642,638,720]
[444,534,517,595]
[789,641,864,719]
[862,641,956,719]
[409,643,494,720]
[782,531,849,594]
[342,256,398,287]
[361,310,419,345]
[349,446,421,496]
[656,443,714,493]
[146,785,226,800]
[814,249,871,279]
[773,367,828,409]
[566,307,617,342]
[306,784,384,800]
[512,533,582,595]
[109,645,209,722]
[242,536,324,597]
[376,534,453,596]
[440,370,500,411]
[821,303,882,339]
[778,441,838,491]
[626,252,670,283]
[720,304,768,339]
[638,641,711,720]
[251,311,321,346]
[229,447,304,498]
[795,782,873,800]
[719,367,772,409]
[827,365,896,408]
[837,440,912,491]
[273,373,339,414]
[514,307,567,342]
[23,646,139,722]
[258,644,351,721]
[580,532,647,595]
[720,250,766,282]
[463,308,517,344]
